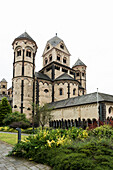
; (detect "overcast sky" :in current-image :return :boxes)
[0,0,113,95]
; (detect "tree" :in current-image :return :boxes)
[34,103,53,129]
[0,97,12,126]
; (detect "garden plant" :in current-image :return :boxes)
[9,125,113,170]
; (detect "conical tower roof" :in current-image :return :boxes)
[1,78,7,83]
[12,32,37,48]
[17,32,35,41]
[72,59,86,67]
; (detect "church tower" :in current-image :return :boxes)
[72,59,87,95]
[12,32,37,117]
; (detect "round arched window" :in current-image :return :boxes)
[44,89,49,93]
[109,107,112,114]
[59,88,63,95]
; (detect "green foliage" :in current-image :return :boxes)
[88,125,113,138]
[0,97,12,126]
[9,121,30,129]
[9,125,113,169]
[3,111,30,126]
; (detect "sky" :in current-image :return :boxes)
[0,0,113,95]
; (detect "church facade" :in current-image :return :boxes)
[1,32,113,128]
[12,32,86,117]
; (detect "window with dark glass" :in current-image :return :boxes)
[27,108,31,110]
[44,89,49,93]
[60,44,64,49]
[8,92,10,95]
[49,55,52,61]
[57,56,60,61]
[26,50,31,57]
[73,88,76,95]
[82,73,84,77]
[76,73,79,76]
[45,59,48,64]
[14,105,17,108]
[47,45,50,50]
[2,91,5,95]
[63,58,66,63]
[3,85,6,88]
[59,88,63,95]
[17,50,21,56]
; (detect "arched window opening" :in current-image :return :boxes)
[2,85,6,88]
[47,45,50,50]
[63,58,67,64]
[57,55,60,61]
[14,105,17,108]
[44,89,49,93]
[26,50,31,57]
[109,107,112,114]
[82,72,85,77]
[27,108,31,110]
[76,72,79,77]
[49,55,52,61]
[59,88,63,95]
[45,58,48,65]
[17,50,21,56]
[60,44,64,49]
[73,88,76,95]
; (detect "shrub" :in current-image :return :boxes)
[9,121,31,129]
[3,111,30,126]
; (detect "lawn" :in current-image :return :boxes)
[0,133,28,145]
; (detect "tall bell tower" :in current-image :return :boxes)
[12,32,37,117]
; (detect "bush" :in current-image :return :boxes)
[3,111,30,126]
[9,121,31,129]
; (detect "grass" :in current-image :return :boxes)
[0,133,28,145]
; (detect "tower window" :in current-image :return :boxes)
[60,44,64,49]
[63,58,66,63]
[57,56,60,61]
[82,73,85,77]
[59,88,63,95]
[14,105,17,108]
[27,108,31,110]
[45,58,48,64]
[26,50,31,57]
[49,55,52,61]
[2,85,6,88]
[2,91,5,95]
[44,89,49,93]
[73,88,76,95]
[17,50,21,56]
[47,45,50,50]
[76,73,79,77]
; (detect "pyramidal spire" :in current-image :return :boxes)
[72,58,86,67]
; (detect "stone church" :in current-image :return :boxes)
[12,32,86,115]
[1,32,113,128]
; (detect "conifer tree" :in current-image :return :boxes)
[0,97,12,125]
